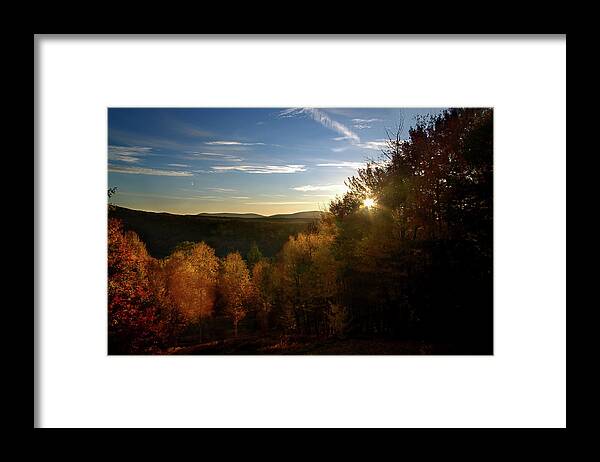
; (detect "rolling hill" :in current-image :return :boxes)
[196,212,265,219]
[108,206,323,259]
[195,211,324,219]
[268,211,324,219]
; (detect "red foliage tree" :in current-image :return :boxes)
[108,218,164,353]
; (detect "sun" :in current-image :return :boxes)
[363,198,376,209]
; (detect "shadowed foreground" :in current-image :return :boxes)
[166,335,464,355]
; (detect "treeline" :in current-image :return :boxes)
[108,108,493,354]
[108,205,317,259]
[108,217,342,353]
[329,108,493,352]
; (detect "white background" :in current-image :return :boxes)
[36,35,566,428]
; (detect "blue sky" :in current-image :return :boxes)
[108,108,444,215]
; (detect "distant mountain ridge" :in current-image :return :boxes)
[268,211,324,219]
[111,206,325,220]
[196,212,265,219]
[194,211,324,219]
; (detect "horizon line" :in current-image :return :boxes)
[109,204,326,217]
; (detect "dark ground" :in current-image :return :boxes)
[165,335,462,355]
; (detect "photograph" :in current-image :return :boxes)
[108,107,493,355]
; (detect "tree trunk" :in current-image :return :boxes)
[234,320,238,337]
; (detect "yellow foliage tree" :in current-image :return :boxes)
[164,242,219,340]
[252,260,274,332]
[280,223,340,334]
[220,252,252,337]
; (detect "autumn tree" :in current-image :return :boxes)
[164,242,219,341]
[219,252,252,337]
[147,259,186,345]
[108,218,164,353]
[328,108,493,350]
[246,242,263,270]
[279,218,340,335]
[327,302,349,337]
[329,191,362,219]
[252,260,274,332]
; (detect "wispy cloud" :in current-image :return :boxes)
[119,192,221,200]
[109,130,190,151]
[207,187,237,192]
[316,161,366,169]
[205,141,266,146]
[291,184,346,192]
[279,109,390,157]
[108,165,193,177]
[167,163,190,168]
[351,118,382,129]
[279,108,360,143]
[187,152,244,162]
[231,196,250,199]
[211,164,307,174]
[352,118,382,123]
[355,140,388,150]
[108,145,153,163]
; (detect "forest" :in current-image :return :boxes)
[108,108,493,355]
[108,206,321,259]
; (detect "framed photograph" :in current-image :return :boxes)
[106,107,493,356]
[35,34,566,428]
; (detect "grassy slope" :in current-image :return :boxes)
[109,206,319,259]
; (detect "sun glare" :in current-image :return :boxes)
[363,198,376,209]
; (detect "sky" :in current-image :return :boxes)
[108,108,444,215]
